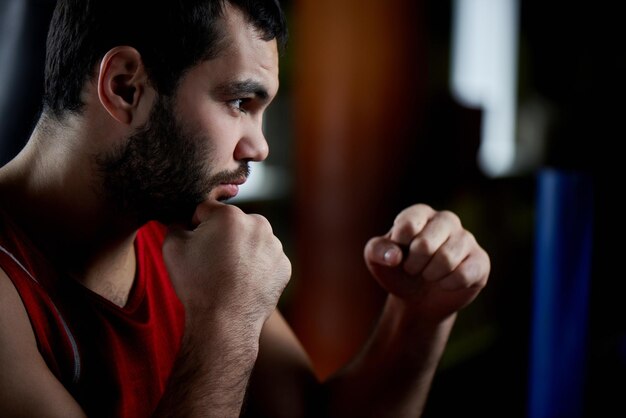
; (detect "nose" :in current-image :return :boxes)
[234,117,269,162]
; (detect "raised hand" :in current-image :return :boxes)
[364,204,490,322]
[162,201,291,330]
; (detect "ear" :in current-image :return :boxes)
[97,46,149,125]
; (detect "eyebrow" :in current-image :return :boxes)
[214,80,270,102]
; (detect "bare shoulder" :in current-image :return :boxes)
[0,266,40,358]
[0,268,86,417]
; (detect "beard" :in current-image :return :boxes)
[96,95,249,225]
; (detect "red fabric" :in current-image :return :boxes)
[0,214,185,418]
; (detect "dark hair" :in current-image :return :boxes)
[42,0,287,118]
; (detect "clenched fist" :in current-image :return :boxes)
[162,201,291,331]
[364,204,490,322]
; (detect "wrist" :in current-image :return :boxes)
[385,294,457,334]
[184,296,268,333]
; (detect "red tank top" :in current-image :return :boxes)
[0,214,185,418]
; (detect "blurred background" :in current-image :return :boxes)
[1,0,624,416]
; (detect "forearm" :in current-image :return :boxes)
[324,296,456,417]
[153,317,263,418]
[245,203,488,417]
[158,201,292,417]
[243,301,456,418]
[241,311,323,418]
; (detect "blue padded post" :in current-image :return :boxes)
[528,168,593,418]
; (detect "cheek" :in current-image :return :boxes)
[189,107,242,160]
[201,112,234,140]
[176,88,242,153]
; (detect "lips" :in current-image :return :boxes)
[214,177,247,201]
[224,177,247,187]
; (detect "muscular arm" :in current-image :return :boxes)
[245,307,455,418]
[0,269,86,418]
[155,202,292,417]
[152,308,262,418]
[154,202,486,417]
[323,300,458,417]
[243,311,321,418]
[0,200,289,418]
[324,205,489,416]
[245,204,490,418]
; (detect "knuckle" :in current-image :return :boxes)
[256,213,272,227]
[457,258,487,289]
[397,221,418,237]
[250,213,272,231]
[462,230,477,245]
[414,203,433,212]
[222,203,244,215]
[411,237,437,255]
[438,210,461,226]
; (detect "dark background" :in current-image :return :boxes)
[1,0,624,416]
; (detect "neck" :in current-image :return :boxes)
[0,115,140,306]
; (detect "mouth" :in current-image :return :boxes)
[206,163,251,202]
[213,177,247,201]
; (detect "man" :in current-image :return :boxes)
[0,0,490,416]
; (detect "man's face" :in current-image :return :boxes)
[98,4,280,225]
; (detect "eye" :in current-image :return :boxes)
[228,98,250,114]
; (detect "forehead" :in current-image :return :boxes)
[177,4,280,98]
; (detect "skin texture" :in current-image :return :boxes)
[96,91,250,225]
[0,3,490,418]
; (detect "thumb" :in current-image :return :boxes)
[364,236,404,269]
[364,236,418,299]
